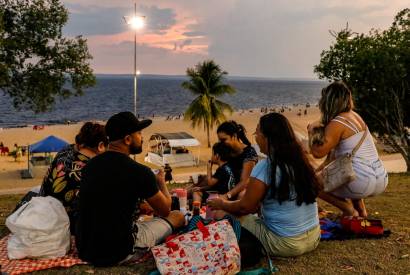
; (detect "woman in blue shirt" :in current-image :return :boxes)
[209,113,320,257]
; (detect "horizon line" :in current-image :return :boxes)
[93,73,323,81]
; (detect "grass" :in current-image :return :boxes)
[0,174,409,274]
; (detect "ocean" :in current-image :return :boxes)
[0,75,327,128]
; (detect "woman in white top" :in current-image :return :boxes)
[309,81,388,217]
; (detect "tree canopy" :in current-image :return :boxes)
[0,0,95,113]
[182,60,236,147]
[314,8,410,171]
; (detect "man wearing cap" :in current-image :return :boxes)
[75,112,184,267]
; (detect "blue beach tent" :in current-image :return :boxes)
[29,135,69,153]
[21,136,69,179]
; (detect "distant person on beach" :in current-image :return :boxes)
[191,142,236,203]
[164,163,173,184]
[208,113,320,257]
[308,81,388,217]
[76,112,184,267]
[13,143,22,161]
[39,122,108,233]
[217,120,258,199]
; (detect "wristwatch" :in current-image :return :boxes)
[226,192,232,199]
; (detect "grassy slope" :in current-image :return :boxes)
[0,174,409,274]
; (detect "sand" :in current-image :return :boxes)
[0,107,406,194]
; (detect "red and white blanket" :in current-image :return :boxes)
[0,235,86,275]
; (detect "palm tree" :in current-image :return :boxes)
[182,60,236,148]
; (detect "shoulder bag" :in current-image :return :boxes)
[322,128,367,193]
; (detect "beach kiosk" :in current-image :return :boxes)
[144,132,200,168]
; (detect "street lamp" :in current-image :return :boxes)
[124,3,145,116]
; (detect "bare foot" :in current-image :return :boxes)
[352,199,368,218]
[342,207,359,217]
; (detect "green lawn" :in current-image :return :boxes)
[0,174,409,274]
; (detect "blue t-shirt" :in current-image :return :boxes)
[251,159,319,237]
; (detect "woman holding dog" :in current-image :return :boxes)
[308,81,388,217]
[209,113,320,257]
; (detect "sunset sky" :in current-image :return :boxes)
[62,0,409,78]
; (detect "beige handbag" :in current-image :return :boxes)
[322,128,367,192]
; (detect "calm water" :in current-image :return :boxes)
[0,75,326,128]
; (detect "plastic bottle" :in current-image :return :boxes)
[192,201,201,216]
[171,193,180,211]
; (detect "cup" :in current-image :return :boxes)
[192,174,199,184]
[174,188,187,209]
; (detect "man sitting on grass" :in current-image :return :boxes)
[75,112,184,267]
[191,142,236,204]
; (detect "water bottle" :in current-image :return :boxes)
[171,193,180,211]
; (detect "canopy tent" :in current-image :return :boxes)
[144,132,200,168]
[29,135,69,153]
[21,136,69,179]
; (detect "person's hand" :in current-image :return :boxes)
[156,169,165,185]
[207,160,212,170]
[220,193,229,200]
[307,121,323,133]
[140,201,154,215]
[207,197,224,210]
[192,186,202,192]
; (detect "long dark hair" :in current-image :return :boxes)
[75,122,108,149]
[217,120,251,146]
[259,113,318,205]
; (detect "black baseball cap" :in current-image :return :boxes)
[105,112,152,142]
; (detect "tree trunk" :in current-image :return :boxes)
[386,135,410,173]
[206,123,211,148]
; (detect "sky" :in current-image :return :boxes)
[62,0,409,78]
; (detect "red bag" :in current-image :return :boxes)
[340,216,384,236]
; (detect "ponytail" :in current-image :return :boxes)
[217,120,251,146]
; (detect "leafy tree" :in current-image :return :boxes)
[0,0,95,113]
[182,60,236,148]
[314,9,410,172]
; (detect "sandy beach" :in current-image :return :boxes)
[0,107,406,194]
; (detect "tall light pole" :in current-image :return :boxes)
[124,3,145,116]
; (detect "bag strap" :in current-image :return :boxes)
[196,220,210,238]
[351,127,367,156]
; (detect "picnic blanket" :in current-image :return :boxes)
[0,235,86,275]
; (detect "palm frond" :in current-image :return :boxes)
[182,60,235,139]
[210,84,236,96]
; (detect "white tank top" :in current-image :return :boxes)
[331,116,380,162]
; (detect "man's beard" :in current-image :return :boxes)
[130,141,142,154]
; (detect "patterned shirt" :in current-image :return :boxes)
[40,145,89,225]
[228,145,258,183]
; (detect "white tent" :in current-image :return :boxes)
[144,132,200,167]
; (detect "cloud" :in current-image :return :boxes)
[63,4,177,36]
[179,39,192,49]
[89,41,206,75]
[182,31,206,37]
[62,0,409,77]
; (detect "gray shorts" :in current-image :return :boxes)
[120,217,173,265]
[132,217,173,248]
